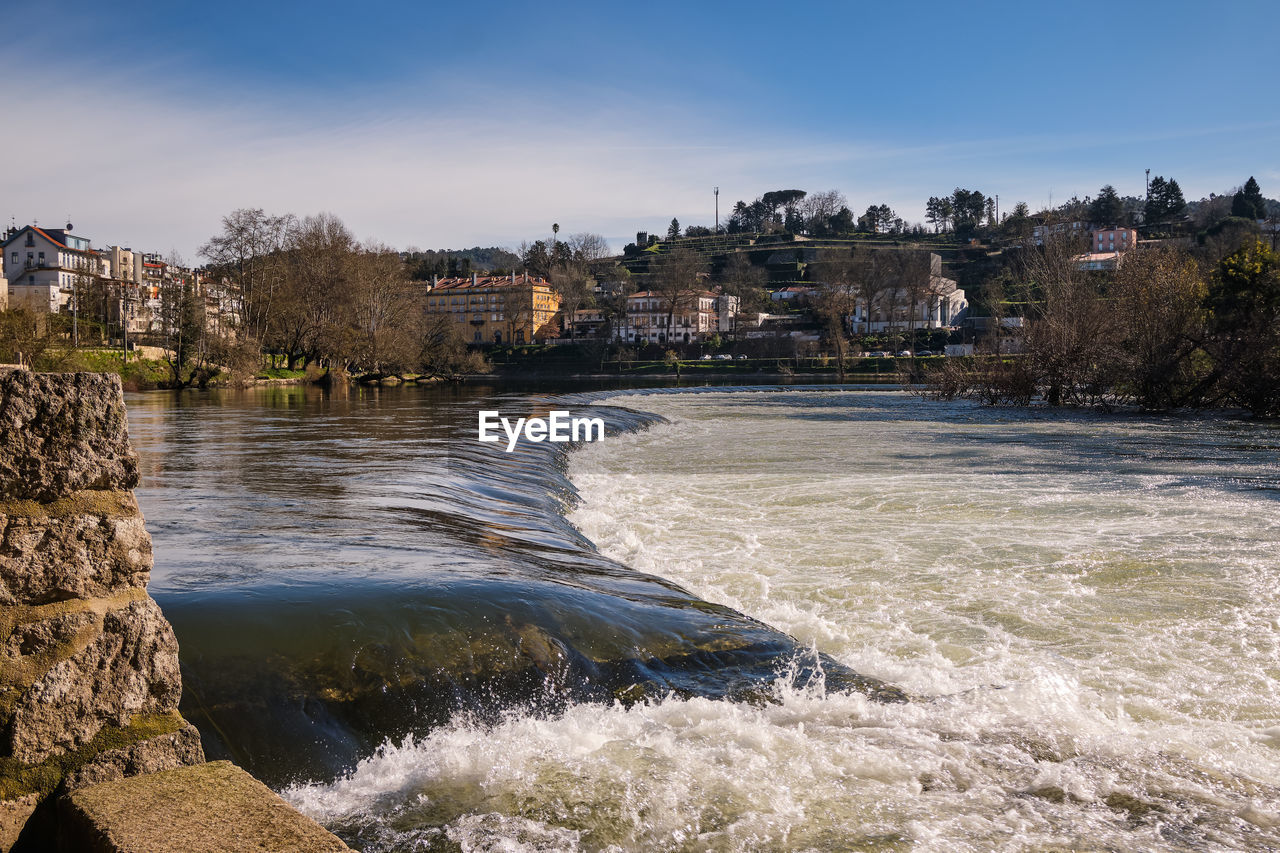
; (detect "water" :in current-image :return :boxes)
[128,385,1280,851]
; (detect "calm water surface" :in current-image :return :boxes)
[128,385,1280,851]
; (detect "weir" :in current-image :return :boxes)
[0,371,349,851]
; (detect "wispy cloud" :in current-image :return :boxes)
[4,47,1274,259]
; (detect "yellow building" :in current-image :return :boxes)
[426,273,561,344]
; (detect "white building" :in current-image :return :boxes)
[617,290,740,344]
[1,225,103,312]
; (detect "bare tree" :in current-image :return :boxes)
[812,251,860,380]
[199,208,295,348]
[1111,246,1209,409]
[564,232,611,261]
[346,243,421,375]
[550,261,595,339]
[649,247,706,344]
[718,252,769,311]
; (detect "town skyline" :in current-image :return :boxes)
[5,1,1278,259]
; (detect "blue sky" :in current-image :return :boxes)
[4,0,1277,258]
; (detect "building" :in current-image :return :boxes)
[1091,228,1137,254]
[569,307,609,339]
[770,286,815,303]
[1031,220,1090,245]
[1,224,102,313]
[425,273,561,344]
[616,290,739,344]
[1074,252,1124,271]
[815,252,967,333]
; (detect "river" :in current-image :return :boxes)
[127,383,1280,852]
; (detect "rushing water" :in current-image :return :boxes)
[128,385,1280,852]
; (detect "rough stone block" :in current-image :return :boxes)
[59,761,352,852]
[0,372,138,503]
[62,723,205,791]
[7,598,181,763]
[0,492,151,606]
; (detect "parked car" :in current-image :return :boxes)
[896,350,912,357]
[736,354,748,360]
[867,351,889,358]
[916,350,933,357]
[714,353,733,360]
[700,354,712,360]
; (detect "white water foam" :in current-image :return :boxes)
[287,391,1280,851]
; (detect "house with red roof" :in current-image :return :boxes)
[1,224,102,313]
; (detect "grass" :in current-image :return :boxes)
[253,368,308,380]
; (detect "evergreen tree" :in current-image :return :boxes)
[1089,185,1124,226]
[1232,176,1266,220]
[667,218,681,241]
[1144,176,1186,224]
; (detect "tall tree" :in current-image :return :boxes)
[1089,185,1124,226]
[667,218,681,241]
[649,247,706,344]
[1205,239,1280,416]
[199,208,295,348]
[1232,176,1267,220]
[812,251,860,381]
[718,252,769,311]
[550,260,595,339]
[1145,176,1186,224]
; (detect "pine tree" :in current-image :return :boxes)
[1089,185,1124,226]
[1232,176,1266,220]
[1144,176,1186,224]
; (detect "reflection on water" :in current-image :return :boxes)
[128,382,897,788]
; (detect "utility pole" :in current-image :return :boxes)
[714,187,720,234]
[1145,169,1150,200]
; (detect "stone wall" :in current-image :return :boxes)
[0,372,204,847]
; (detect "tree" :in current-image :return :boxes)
[1144,176,1186,225]
[828,206,856,235]
[950,188,987,238]
[812,251,860,380]
[273,212,355,368]
[1089,185,1124,226]
[718,252,769,312]
[648,247,706,344]
[345,243,422,375]
[859,204,896,233]
[667,218,681,241]
[156,255,207,387]
[799,190,847,235]
[519,240,552,278]
[1232,176,1266,220]
[564,232,612,261]
[1110,246,1209,409]
[1002,202,1033,240]
[550,260,595,339]
[1204,239,1280,416]
[1017,232,1119,406]
[419,313,488,378]
[0,306,52,368]
[199,208,295,348]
